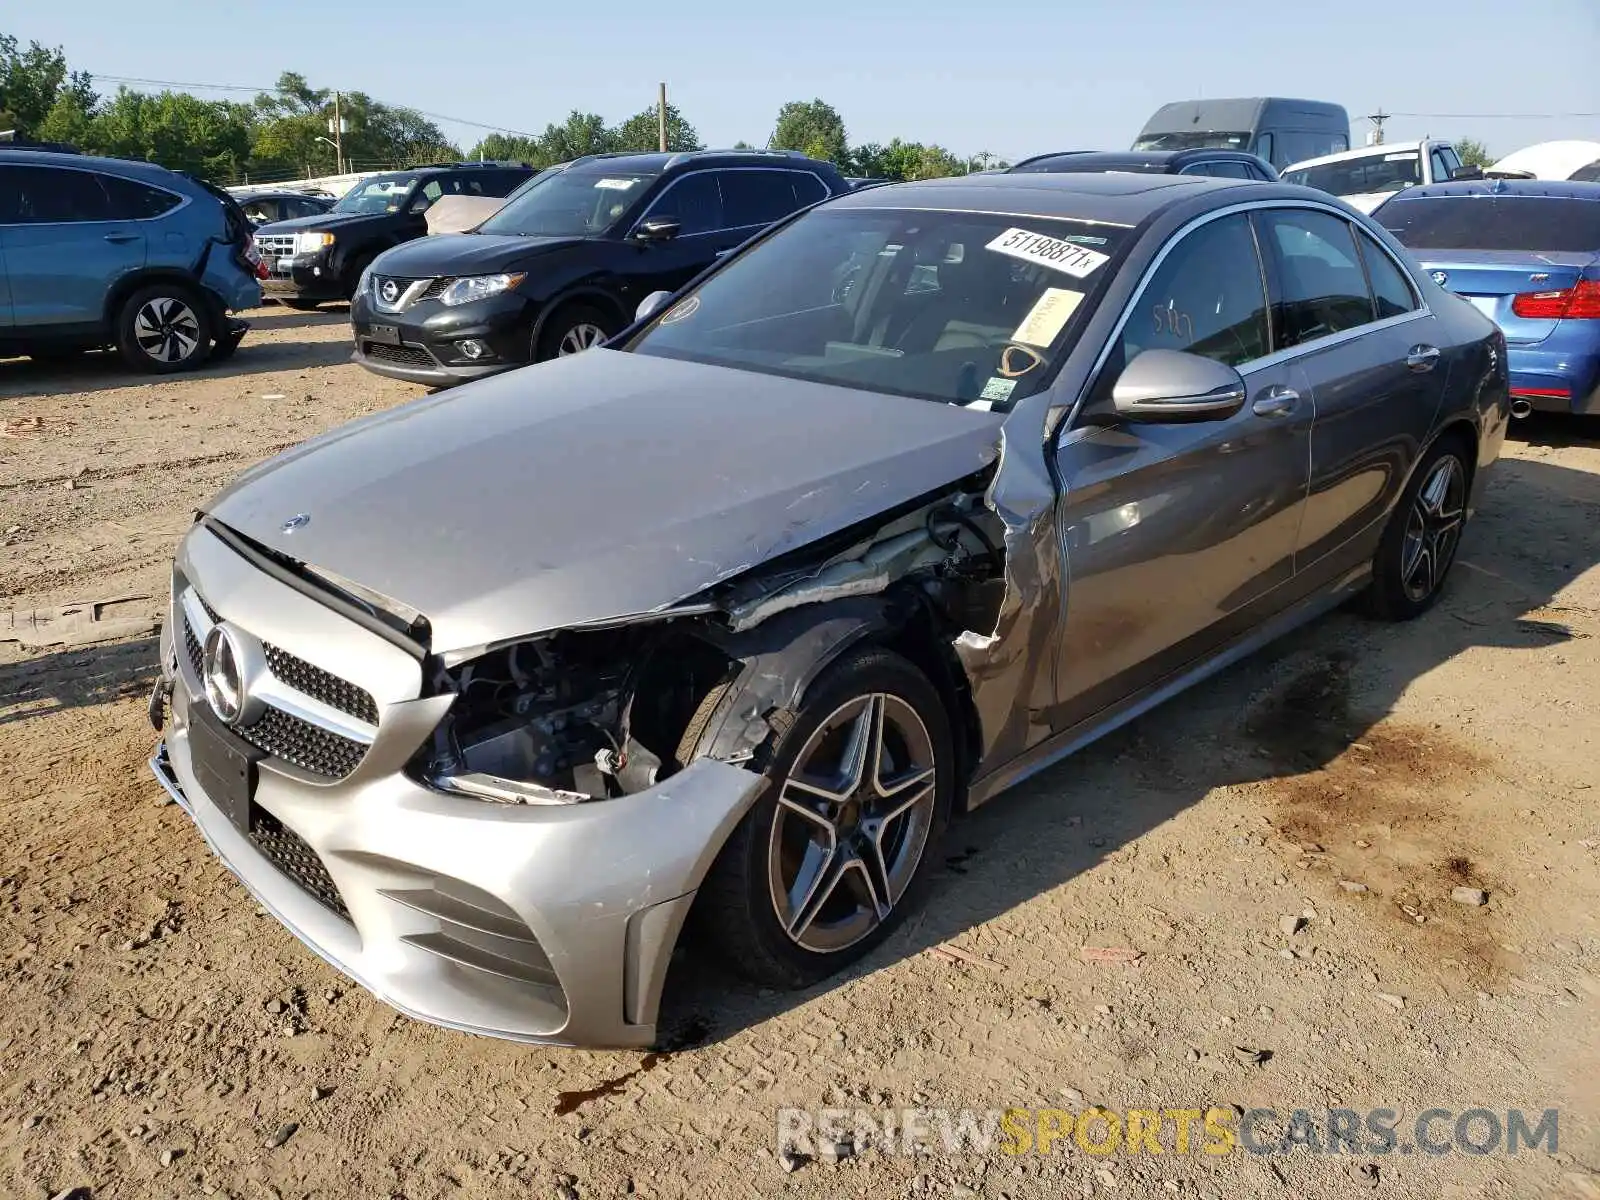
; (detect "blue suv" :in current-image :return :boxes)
[0,150,262,372]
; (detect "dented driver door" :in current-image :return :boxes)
[1046,210,1314,733]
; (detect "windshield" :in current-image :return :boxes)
[629,208,1129,409]
[477,169,658,237]
[1134,131,1252,152]
[1286,151,1421,196]
[1381,195,1600,253]
[332,174,418,215]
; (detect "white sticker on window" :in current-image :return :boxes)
[1012,287,1083,347]
[1384,153,1417,162]
[986,228,1110,278]
[979,377,1016,402]
[594,178,638,190]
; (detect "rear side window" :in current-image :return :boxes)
[1121,212,1270,368]
[1354,230,1418,319]
[1261,209,1372,346]
[100,173,184,219]
[11,166,112,222]
[1381,195,1600,253]
[792,172,828,205]
[720,170,808,227]
[482,170,531,197]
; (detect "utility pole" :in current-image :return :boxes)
[1365,108,1389,147]
[658,82,668,153]
[332,91,345,173]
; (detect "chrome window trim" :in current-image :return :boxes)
[1067,197,1435,426]
[0,162,192,226]
[629,167,832,238]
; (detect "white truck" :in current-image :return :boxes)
[1282,139,1465,213]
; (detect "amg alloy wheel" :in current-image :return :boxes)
[768,692,939,954]
[1364,439,1470,621]
[692,647,953,988]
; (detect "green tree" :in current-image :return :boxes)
[86,89,256,178]
[536,110,614,163]
[248,73,458,176]
[467,132,544,162]
[0,34,94,135]
[770,99,848,165]
[1455,138,1491,170]
[612,103,702,153]
[851,138,968,181]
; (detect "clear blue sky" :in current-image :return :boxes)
[13,0,1599,160]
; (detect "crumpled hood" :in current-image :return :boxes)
[371,232,588,276]
[204,351,1003,654]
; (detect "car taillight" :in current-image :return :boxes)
[1511,279,1600,319]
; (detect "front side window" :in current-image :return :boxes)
[1430,149,1453,184]
[1262,209,1373,347]
[644,172,724,236]
[1116,213,1270,369]
[630,208,1130,408]
[1380,195,1600,253]
[412,180,445,212]
[1355,229,1418,319]
[331,174,419,214]
[478,168,659,237]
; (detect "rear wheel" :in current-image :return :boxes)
[535,302,616,362]
[690,647,953,988]
[1362,438,1470,620]
[115,284,212,373]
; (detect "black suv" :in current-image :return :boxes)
[253,162,537,309]
[1008,149,1279,181]
[349,149,850,384]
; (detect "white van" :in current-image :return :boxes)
[1283,140,1464,213]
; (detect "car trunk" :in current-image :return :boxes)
[1413,249,1598,345]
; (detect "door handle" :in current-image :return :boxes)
[1406,344,1441,371]
[103,232,139,244]
[1251,385,1300,418]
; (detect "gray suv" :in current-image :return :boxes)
[0,150,262,371]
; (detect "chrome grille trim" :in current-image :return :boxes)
[370,275,434,313]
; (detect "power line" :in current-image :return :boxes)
[1386,110,1599,120]
[86,72,545,138]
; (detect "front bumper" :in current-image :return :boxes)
[152,524,766,1047]
[350,290,533,384]
[1506,343,1600,415]
[262,253,346,302]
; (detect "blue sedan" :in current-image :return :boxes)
[1376,179,1600,416]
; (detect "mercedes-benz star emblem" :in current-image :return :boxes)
[379,279,399,304]
[281,513,310,534]
[1431,270,1449,288]
[202,625,247,725]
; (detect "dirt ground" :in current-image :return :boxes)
[2,310,1598,1200]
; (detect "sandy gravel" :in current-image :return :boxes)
[1,313,1598,1200]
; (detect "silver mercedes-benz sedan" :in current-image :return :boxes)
[149,170,1509,1047]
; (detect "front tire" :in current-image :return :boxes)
[115,285,212,373]
[691,647,954,989]
[535,302,616,362]
[1362,438,1470,620]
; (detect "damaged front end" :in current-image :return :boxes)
[411,472,1016,808]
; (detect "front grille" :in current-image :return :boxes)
[184,619,204,680]
[249,810,350,921]
[254,233,298,280]
[236,706,367,779]
[263,643,379,725]
[418,278,452,302]
[361,341,435,369]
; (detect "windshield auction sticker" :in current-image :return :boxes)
[1013,287,1084,347]
[986,228,1109,279]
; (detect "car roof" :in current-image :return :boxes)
[1390,178,1600,202]
[563,149,836,174]
[1286,141,1433,172]
[1011,149,1264,173]
[829,170,1287,225]
[0,148,181,181]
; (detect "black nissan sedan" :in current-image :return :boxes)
[349,149,850,384]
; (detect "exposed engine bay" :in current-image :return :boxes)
[414,477,1007,805]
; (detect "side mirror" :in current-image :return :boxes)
[1111,349,1246,423]
[1449,165,1484,181]
[632,215,682,243]
[636,290,674,322]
